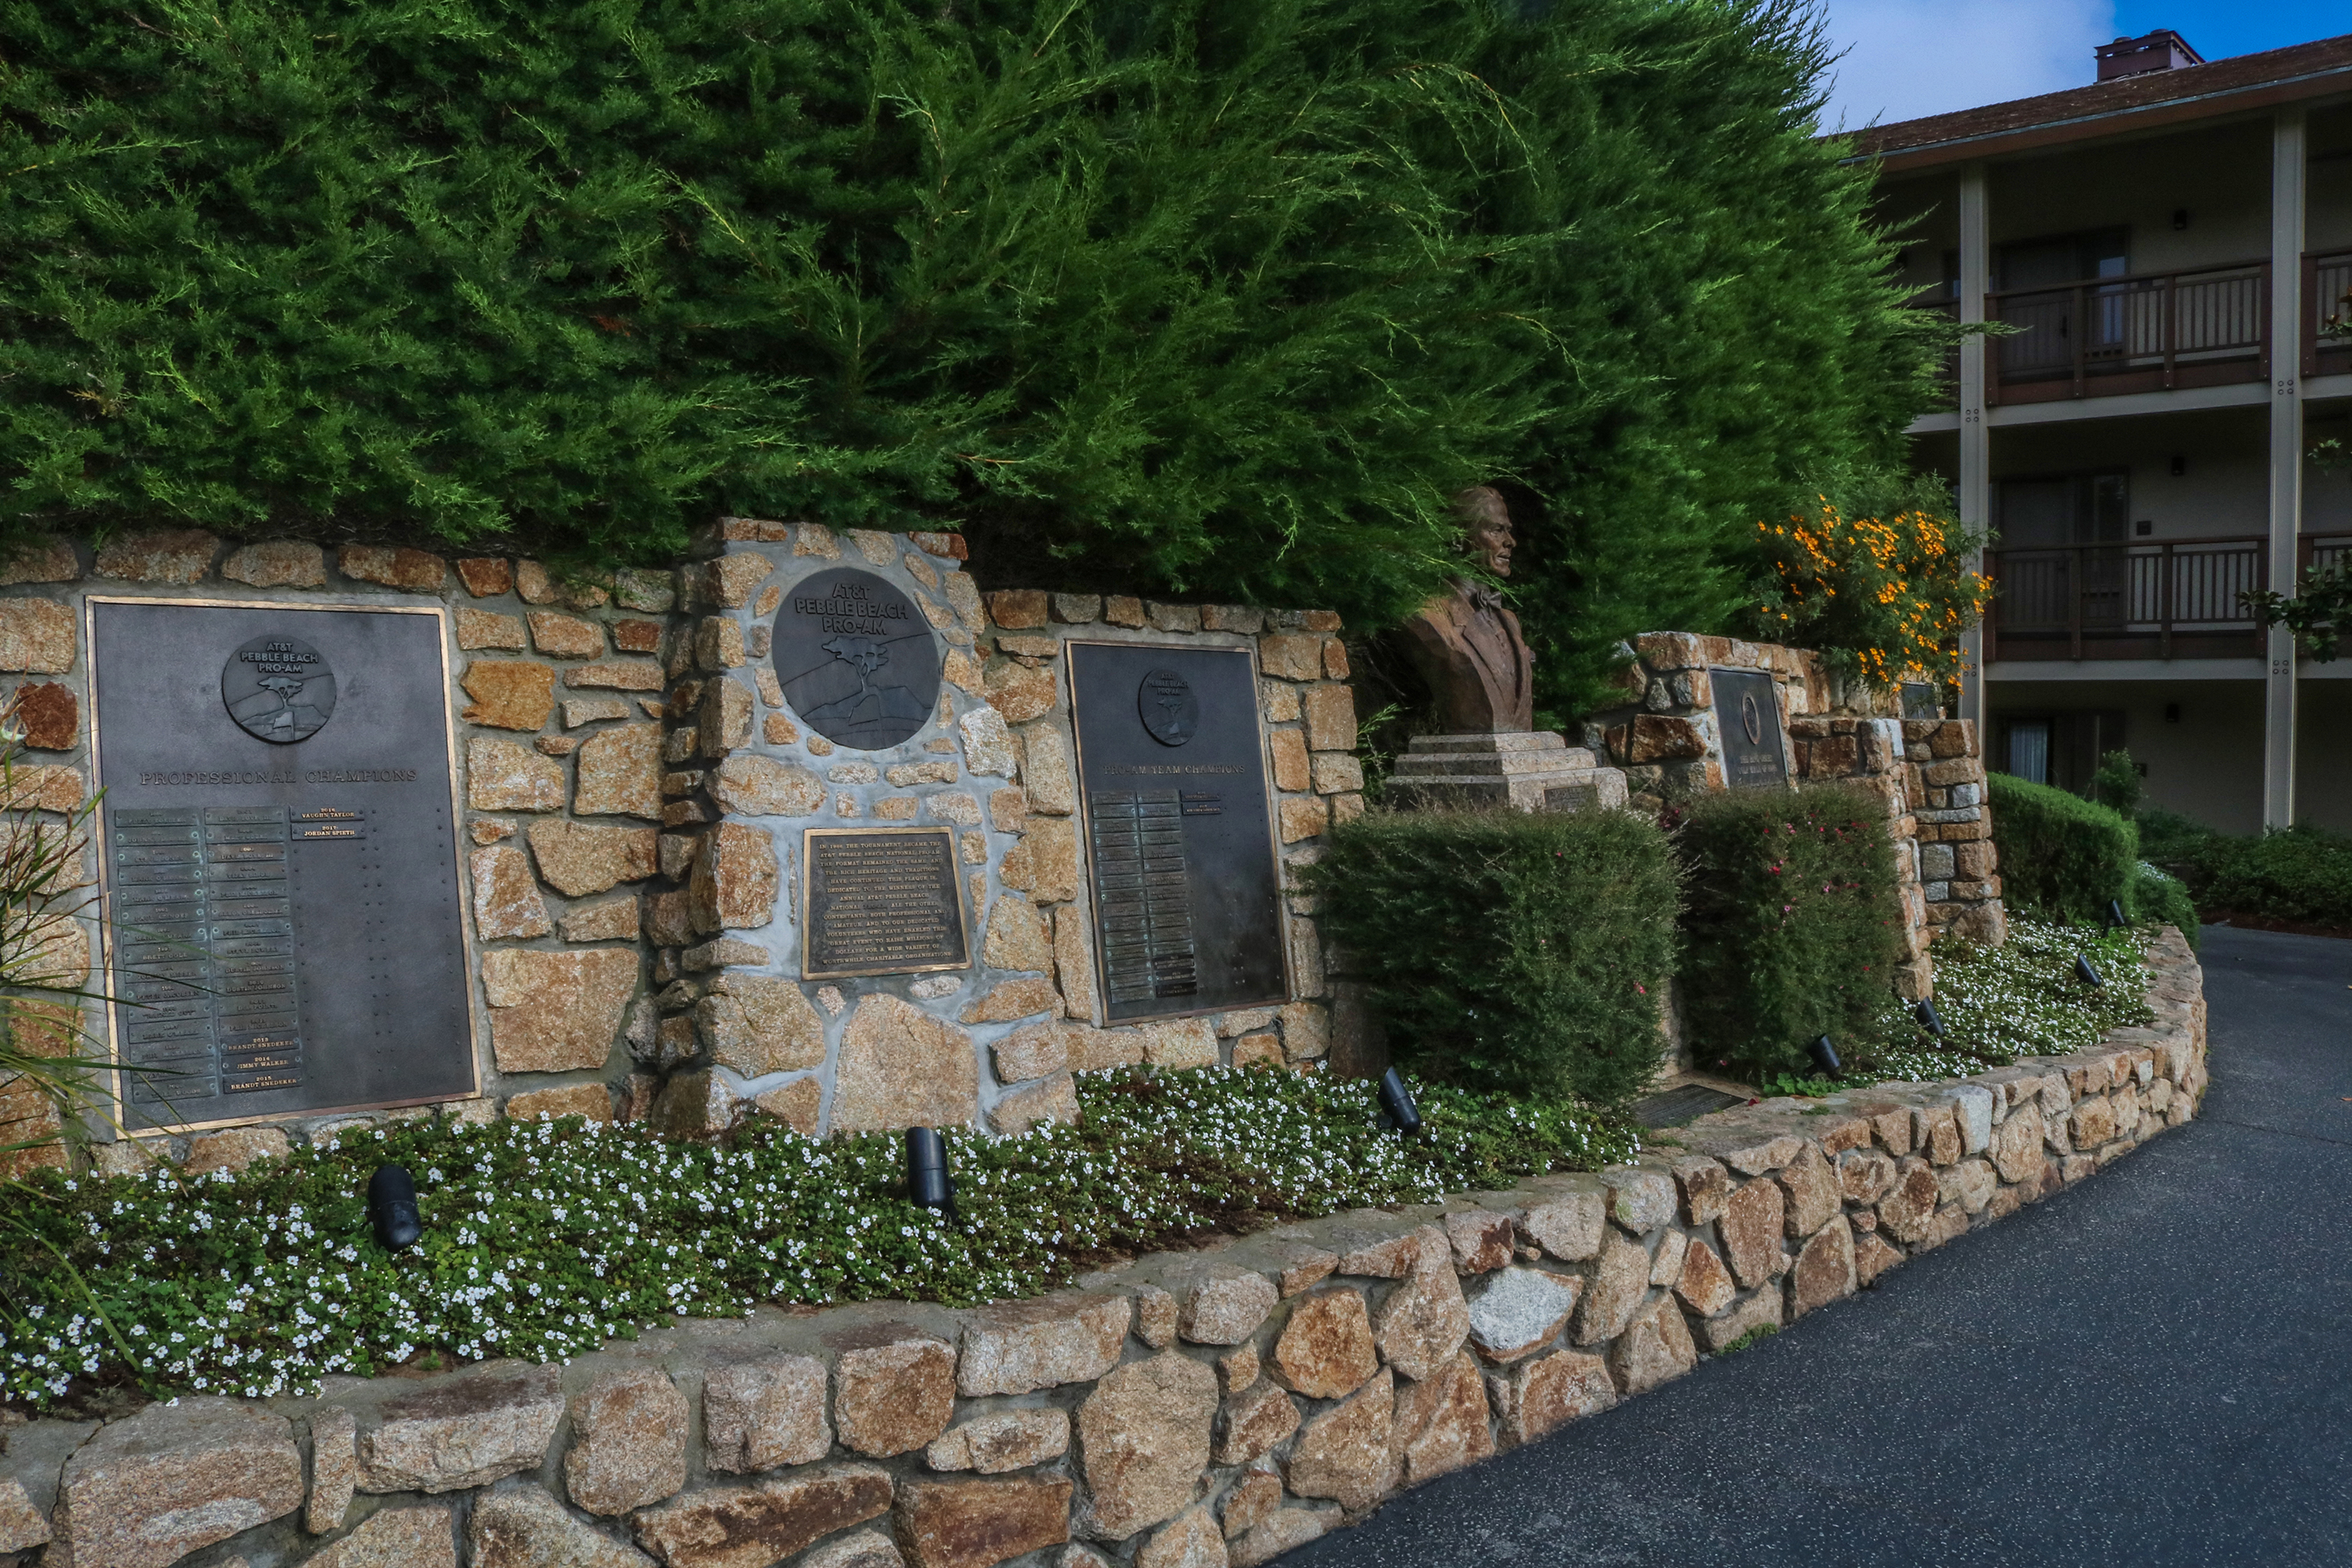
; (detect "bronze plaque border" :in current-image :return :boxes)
[85,595,483,1137]
[798,825,973,981]
[1065,637,1294,1025]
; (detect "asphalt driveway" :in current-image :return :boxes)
[1287,924,2352,1567]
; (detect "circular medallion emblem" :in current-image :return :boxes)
[1740,691,1765,747]
[773,567,942,750]
[223,633,336,744]
[1138,669,1200,747]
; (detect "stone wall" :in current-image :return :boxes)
[0,930,2206,1567]
[1583,631,2005,1001]
[635,524,1354,1143]
[0,523,1351,1171]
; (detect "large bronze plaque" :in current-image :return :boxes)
[772,568,942,750]
[89,600,476,1131]
[1709,667,1790,790]
[1069,642,1287,1022]
[800,827,971,980]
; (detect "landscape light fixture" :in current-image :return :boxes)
[1913,998,1945,1038]
[905,1126,954,1218]
[1378,1068,1421,1134]
[2103,899,2128,931]
[368,1164,423,1253]
[1808,1035,1842,1076]
[2074,956,2106,987]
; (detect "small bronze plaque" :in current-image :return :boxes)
[800,826,971,980]
[1709,667,1790,790]
[1069,642,1287,1022]
[773,568,942,750]
[92,599,475,1132]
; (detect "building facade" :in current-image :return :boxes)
[1856,31,2352,833]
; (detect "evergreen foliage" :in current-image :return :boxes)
[1673,782,1906,1080]
[0,0,1936,686]
[2142,809,2352,935]
[1985,771,2138,924]
[1313,807,1681,1108]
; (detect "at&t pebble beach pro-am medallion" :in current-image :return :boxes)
[222,633,336,743]
[773,568,942,750]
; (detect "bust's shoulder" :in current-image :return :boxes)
[1407,580,1476,632]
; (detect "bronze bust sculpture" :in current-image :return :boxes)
[1399,486,1536,733]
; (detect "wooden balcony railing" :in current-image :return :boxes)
[1986,536,2265,661]
[2305,250,2352,378]
[2302,532,2352,576]
[1987,261,2268,405]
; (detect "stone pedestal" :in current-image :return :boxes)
[1385,732,1629,813]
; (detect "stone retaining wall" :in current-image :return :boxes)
[0,524,1354,1172]
[0,929,2205,1568]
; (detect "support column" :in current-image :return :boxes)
[1957,163,1991,737]
[2266,110,2305,829]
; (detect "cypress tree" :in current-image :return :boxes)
[0,0,1936,713]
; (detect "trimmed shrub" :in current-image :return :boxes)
[1986,771,2137,924]
[1312,808,1680,1108]
[1675,782,1906,1082]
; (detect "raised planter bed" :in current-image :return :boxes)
[0,928,2205,1568]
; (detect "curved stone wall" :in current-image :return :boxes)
[0,930,2205,1567]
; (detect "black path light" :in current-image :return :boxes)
[1377,1068,1421,1134]
[1809,1035,1842,1076]
[2075,955,2107,987]
[905,1126,955,1218]
[2103,899,2129,932]
[368,1164,423,1253]
[1914,998,1945,1038]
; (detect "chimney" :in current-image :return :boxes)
[2096,30,2204,82]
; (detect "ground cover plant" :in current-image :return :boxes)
[0,1063,1641,1410]
[1750,918,2158,1097]
[1312,805,1680,1107]
[1673,782,1907,1083]
[0,0,1943,713]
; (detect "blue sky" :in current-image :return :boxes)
[1817,2,2347,130]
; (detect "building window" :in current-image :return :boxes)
[1996,711,2128,793]
[1996,471,2130,547]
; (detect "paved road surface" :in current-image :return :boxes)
[1287,924,2352,1567]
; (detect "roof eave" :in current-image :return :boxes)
[1837,61,2352,173]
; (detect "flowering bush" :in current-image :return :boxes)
[0,1064,1641,1409]
[1751,498,1988,689]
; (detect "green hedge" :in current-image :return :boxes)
[1675,782,1906,1081]
[1986,772,2138,924]
[2190,826,2352,932]
[1312,808,1680,1109]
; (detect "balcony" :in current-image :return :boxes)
[1987,532,2352,662]
[1987,536,2264,660]
[1987,261,2267,405]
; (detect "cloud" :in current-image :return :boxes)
[1815,0,2117,131]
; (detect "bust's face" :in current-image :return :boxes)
[1457,488,1515,578]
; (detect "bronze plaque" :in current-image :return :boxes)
[89,600,476,1131]
[773,567,942,750]
[1709,667,1790,789]
[1069,641,1287,1022]
[801,827,971,979]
